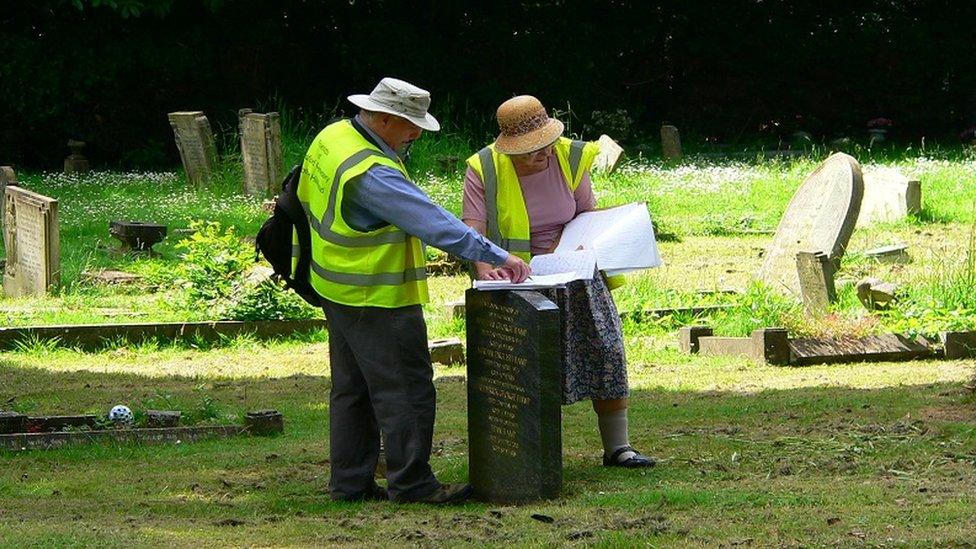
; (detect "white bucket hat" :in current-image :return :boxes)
[348,77,440,131]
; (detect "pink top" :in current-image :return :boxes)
[462,156,596,255]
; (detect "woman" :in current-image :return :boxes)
[462,95,654,468]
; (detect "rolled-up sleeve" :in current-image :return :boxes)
[348,165,510,265]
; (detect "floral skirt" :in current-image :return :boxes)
[539,274,629,405]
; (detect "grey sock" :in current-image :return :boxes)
[597,408,636,462]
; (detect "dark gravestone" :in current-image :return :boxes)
[465,288,562,503]
[109,221,167,252]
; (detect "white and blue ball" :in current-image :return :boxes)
[108,405,134,425]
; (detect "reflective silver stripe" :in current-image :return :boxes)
[478,147,501,245]
[311,260,427,287]
[568,140,586,183]
[305,149,408,247]
[292,244,300,257]
[499,238,532,252]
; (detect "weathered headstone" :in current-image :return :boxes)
[63,140,90,174]
[758,153,863,298]
[238,109,283,197]
[3,186,60,297]
[466,289,562,503]
[0,166,17,217]
[796,250,836,314]
[167,111,217,186]
[594,134,624,174]
[856,168,921,227]
[661,125,682,161]
[864,243,910,263]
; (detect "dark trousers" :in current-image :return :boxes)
[322,299,440,501]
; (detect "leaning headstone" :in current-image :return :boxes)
[3,186,60,297]
[758,153,863,298]
[661,125,682,161]
[593,134,624,174]
[238,109,283,198]
[466,289,562,503]
[856,168,922,227]
[167,111,217,186]
[63,140,90,174]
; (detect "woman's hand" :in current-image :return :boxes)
[474,255,531,283]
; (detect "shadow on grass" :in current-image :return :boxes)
[1,363,974,545]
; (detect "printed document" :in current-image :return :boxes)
[554,202,661,275]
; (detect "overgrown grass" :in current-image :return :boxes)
[3,118,976,338]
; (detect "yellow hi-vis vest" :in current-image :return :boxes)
[465,137,599,262]
[296,119,427,307]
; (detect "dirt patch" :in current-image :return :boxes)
[918,405,975,423]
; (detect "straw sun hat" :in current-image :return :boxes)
[493,95,564,155]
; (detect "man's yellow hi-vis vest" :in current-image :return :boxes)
[296,119,427,307]
[465,137,599,262]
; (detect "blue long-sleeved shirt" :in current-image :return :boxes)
[341,116,509,265]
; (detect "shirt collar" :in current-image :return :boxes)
[354,114,400,161]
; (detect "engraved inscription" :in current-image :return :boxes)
[471,302,531,457]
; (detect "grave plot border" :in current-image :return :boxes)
[0,319,328,351]
[0,410,284,452]
[678,326,976,366]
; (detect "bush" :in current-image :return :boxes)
[175,221,318,320]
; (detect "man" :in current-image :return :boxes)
[297,77,530,504]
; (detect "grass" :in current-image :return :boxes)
[1,336,974,546]
[2,131,976,544]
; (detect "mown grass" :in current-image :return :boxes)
[1,336,974,546]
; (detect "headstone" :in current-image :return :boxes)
[593,134,624,174]
[940,331,976,359]
[167,111,217,186]
[856,168,922,227]
[758,153,863,298]
[146,410,181,428]
[238,109,283,198]
[3,186,60,297]
[109,220,167,252]
[429,337,464,365]
[796,250,836,314]
[244,409,284,436]
[63,140,90,174]
[661,125,682,161]
[864,243,910,263]
[0,167,17,224]
[466,289,562,503]
[856,277,898,310]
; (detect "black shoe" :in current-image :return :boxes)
[400,483,473,504]
[603,446,656,468]
[333,484,388,502]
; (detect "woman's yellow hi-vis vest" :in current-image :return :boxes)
[465,137,599,262]
[296,120,427,307]
[465,137,624,289]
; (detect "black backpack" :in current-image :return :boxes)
[255,162,321,307]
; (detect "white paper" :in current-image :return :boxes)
[554,202,661,273]
[528,249,597,278]
[473,272,581,290]
[472,250,596,291]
